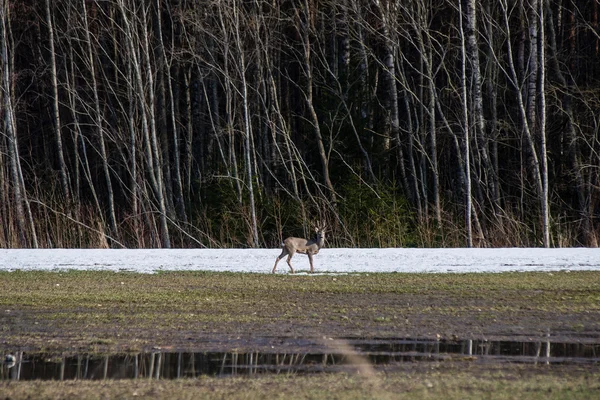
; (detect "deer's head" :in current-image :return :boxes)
[315,222,327,242]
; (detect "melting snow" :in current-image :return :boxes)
[0,248,598,273]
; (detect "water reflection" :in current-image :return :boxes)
[2,338,599,381]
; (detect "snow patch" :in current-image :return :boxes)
[0,248,599,274]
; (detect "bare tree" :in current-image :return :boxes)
[538,0,549,247]
[45,0,71,205]
[82,0,118,239]
[459,0,473,247]
[296,0,336,205]
[1,0,598,248]
[1,0,37,247]
[372,0,398,160]
[466,0,495,237]
[231,0,259,247]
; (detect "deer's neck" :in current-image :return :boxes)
[315,235,324,248]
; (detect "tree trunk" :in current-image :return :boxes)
[466,0,496,234]
[299,0,336,204]
[1,2,37,247]
[373,0,397,161]
[140,0,171,247]
[66,32,104,228]
[459,0,473,248]
[82,0,118,240]
[500,0,543,197]
[538,0,550,247]
[155,0,187,223]
[233,0,259,247]
[45,0,71,205]
[546,4,593,246]
[415,3,441,224]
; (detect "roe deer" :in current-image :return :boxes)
[272,223,326,274]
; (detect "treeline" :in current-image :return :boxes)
[0,0,598,249]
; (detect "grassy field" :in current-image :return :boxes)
[1,271,600,398]
[2,365,600,399]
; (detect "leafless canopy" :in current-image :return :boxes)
[0,0,598,249]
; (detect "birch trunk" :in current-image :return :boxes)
[140,0,171,247]
[233,0,259,247]
[299,0,336,204]
[82,0,118,239]
[155,0,187,223]
[66,34,103,226]
[373,0,398,158]
[546,4,593,246]
[45,0,71,204]
[538,0,550,247]
[459,0,473,248]
[1,2,37,247]
[466,0,496,224]
[216,3,243,204]
[500,0,543,197]
[415,4,441,224]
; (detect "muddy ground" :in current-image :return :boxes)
[1,271,599,355]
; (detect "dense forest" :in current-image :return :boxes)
[0,0,598,249]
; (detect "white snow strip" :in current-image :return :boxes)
[0,248,598,273]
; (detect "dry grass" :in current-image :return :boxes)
[1,271,600,398]
[1,271,600,353]
[2,364,599,399]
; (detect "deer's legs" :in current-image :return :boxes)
[272,249,288,273]
[307,253,314,273]
[286,252,295,274]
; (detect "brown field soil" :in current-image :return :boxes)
[2,271,600,398]
[1,271,599,354]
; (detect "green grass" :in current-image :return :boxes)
[1,271,599,354]
[1,271,600,398]
[1,365,599,399]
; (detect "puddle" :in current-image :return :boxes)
[2,338,599,380]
